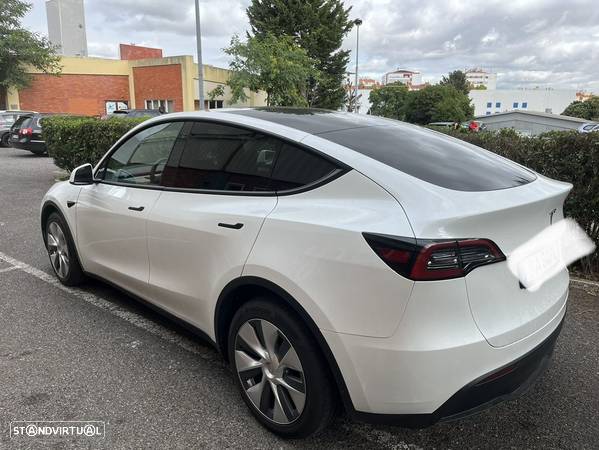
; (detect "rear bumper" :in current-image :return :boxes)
[352,315,563,427]
[322,278,568,423]
[11,140,47,154]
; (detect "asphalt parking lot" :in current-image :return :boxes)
[0,146,598,449]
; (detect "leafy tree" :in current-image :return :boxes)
[247,0,354,109]
[404,85,474,124]
[207,85,225,101]
[0,0,61,108]
[368,82,409,119]
[224,34,319,107]
[562,97,599,120]
[439,70,470,95]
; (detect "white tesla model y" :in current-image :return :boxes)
[41,109,570,438]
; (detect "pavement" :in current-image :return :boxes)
[0,146,597,449]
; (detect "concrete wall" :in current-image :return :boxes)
[46,0,88,57]
[469,89,577,116]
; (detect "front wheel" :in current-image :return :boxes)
[45,212,85,286]
[228,297,337,438]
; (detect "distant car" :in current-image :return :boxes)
[105,109,163,119]
[0,111,36,147]
[9,112,63,155]
[578,123,599,133]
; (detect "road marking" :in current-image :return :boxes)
[0,250,420,449]
[0,251,217,361]
[0,265,18,273]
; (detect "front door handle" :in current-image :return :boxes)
[218,222,244,230]
[128,206,145,212]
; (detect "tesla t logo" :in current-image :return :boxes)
[549,208,557,225]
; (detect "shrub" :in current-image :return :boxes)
[432,128,599,275]
[42,116,148,172]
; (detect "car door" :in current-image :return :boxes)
[146,121,280,334]
[76,121,186,298]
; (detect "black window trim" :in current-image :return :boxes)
[94,117,351,197]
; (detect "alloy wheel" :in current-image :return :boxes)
[234,319,306,424]
[47,221,70,279]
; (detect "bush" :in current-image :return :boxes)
[42,116,148,172]
[432,128,599,275]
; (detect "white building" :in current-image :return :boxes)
[465,68,497,90]
[46,0,88,57]
[469,89,578,117]
[382,69,423,88]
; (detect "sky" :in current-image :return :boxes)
[22,0,599,92]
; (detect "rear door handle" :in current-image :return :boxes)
[128,206,145,212]
[218,222,244,230]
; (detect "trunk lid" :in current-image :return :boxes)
[383,174,572,347]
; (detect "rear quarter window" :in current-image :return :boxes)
[318,125,536,191]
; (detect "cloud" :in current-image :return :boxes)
[22,0,599,92]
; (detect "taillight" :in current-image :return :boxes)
[19,127,33,136]
[363,233,506,281]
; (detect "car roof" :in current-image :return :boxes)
[224,107,392,135]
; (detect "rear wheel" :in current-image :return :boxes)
[45,212,85,286]
[228,297,337,438]
[0,133,9,147]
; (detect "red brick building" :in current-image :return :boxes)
[5,44,266,116]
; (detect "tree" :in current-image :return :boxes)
[224,34,319,107]
[207,85,225,101]
[403,85,474,124]
[0,0,61,108]
[439,70,470,95]
[562,97,599,120]
[368,82,409,119]
[247,0,354,109]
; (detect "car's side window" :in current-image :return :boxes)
[166,121,339,193]
[101,122,185,186]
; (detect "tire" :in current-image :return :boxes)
[0,133,9,147]
[45,212,85,286]
[228,297,337,438]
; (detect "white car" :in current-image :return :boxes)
[41,109,570,438]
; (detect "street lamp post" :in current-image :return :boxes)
[195,0,205,111]
[353,18,363,113]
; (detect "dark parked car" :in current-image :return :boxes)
[0,111,36,147]
[104,109,163,119]
[9,113,62,155]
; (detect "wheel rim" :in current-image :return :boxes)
[47,221,70,279]
[234,319,306,424]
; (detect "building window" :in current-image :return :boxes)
[205,100,224,110]
[513,102,519,108]
[486,102,492,108]
[145,99,174,112]
[496,102,501,108]
[486,111,491,115]
[522,102,528,108]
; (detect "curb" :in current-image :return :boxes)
[570,277,599,296]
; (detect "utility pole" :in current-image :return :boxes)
[353,18,363,113]
[195,0,205,111]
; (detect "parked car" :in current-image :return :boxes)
[104,109,163,119]
[0,111,36,147]
[9,113,52,155]
[578,122,599,133]
[41,108,570,438]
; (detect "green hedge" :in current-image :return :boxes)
[431,127,599,275]
[42,116,148,172]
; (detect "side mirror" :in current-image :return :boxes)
[69,163,95,185]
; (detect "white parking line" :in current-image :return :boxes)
[0,251,216,360]
[0,250,420,449]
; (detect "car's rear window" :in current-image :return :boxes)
[12,116,32,130]
[318,125,536,191]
